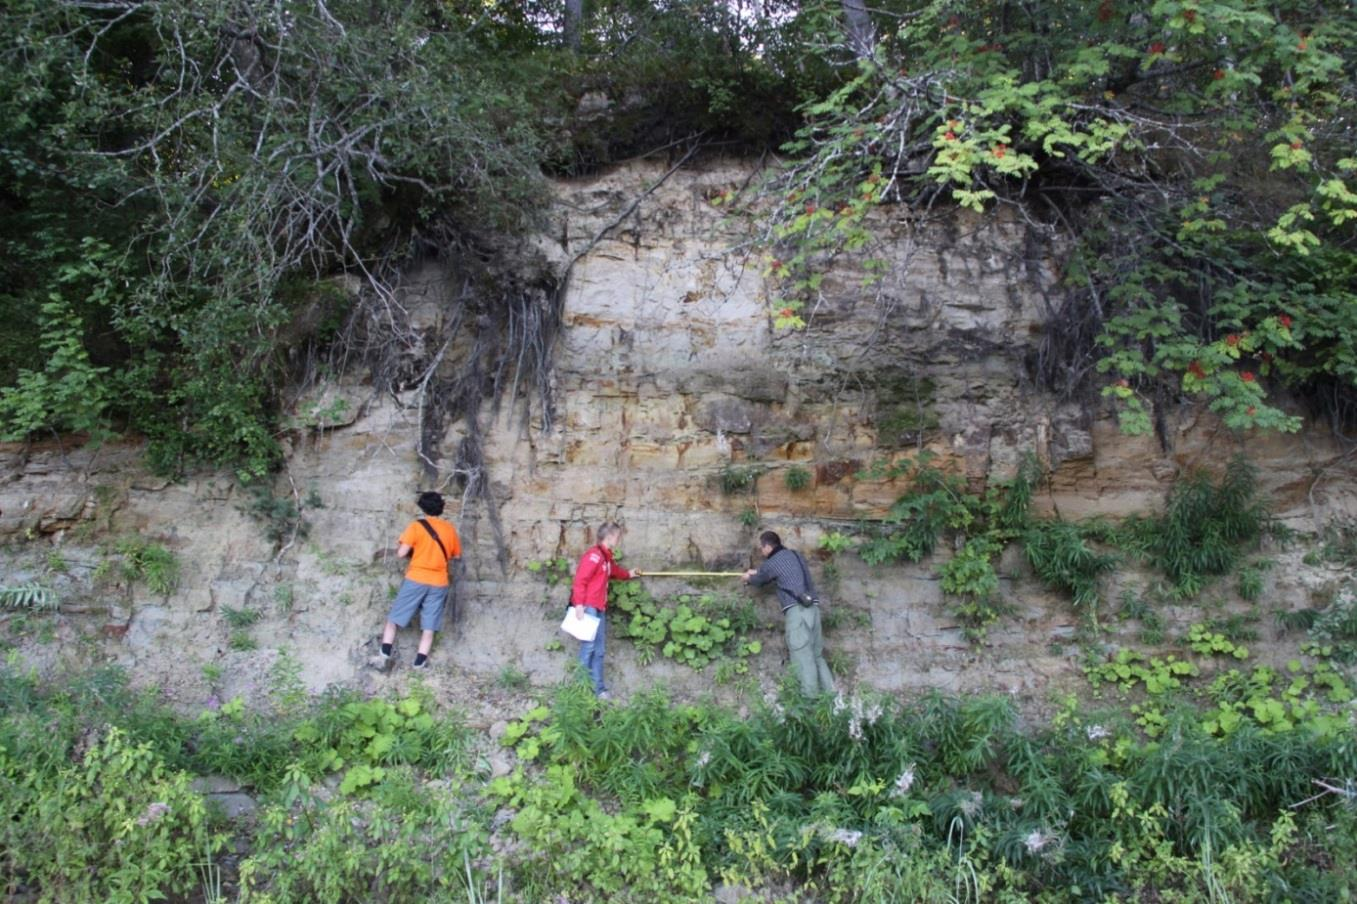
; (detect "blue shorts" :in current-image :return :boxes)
[387,579,449,632]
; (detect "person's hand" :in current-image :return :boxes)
[742,568,757,583]
[574,605,585,618]
[632,569,644,577]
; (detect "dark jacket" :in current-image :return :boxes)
[748,547,814,613]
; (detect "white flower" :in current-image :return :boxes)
[1024,829,1051,855]
[863,700,884,726]
[832,693,848,715]
[891,764,916,797]
[827,828,863,848]
[1086,724,1110,741]
[695,750,711,769]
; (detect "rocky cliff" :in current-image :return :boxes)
[3,159,1354,714]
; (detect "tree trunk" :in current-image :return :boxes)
[563,0,584,51]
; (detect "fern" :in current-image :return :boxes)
[0,582,57,611]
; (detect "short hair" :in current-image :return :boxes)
[597,521,623,543]
[416,491,445,516]
[759,530,782,549]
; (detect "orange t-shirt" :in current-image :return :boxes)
[398,517,461,587]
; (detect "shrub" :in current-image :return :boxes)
[0,727,225,902]
[1022,519,1117,618]
[1121,457,1269,598]
[239,768,494,903]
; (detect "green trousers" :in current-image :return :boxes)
[784,604,835,695]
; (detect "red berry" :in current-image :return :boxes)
[1213,69,1225,80]
[944,131,957,142]
[1247,406,1257,416]
[993,144,1007,158]
[1279,314,1292,328]
[1241,371,1256,383]
[1149,42,1166,55]
[1188,361,1206,379]
[1225,334,1240,347]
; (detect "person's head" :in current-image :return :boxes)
[416,491,445,517]
[759,530,783,557]
[597,521,623,549]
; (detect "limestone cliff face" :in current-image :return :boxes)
[2,159,1354,707]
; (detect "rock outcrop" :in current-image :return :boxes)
[2,159,1354,712]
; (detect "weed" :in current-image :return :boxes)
[1275,607,1321,632]
[821,605,871,632]
[1317,516,1357,568]
[243,483,310,546]
[1118,590,1166,645]
[1023,518,1117,620]
[824,648,853,676]
[739,506,760,529]
[221,606,262,629]
[273,584,294,613]
[114,537,180,594]
[783,465,811,491]
[719,463,764,495]
[1120,457,1269,598]
[1202,612,1260,643]
[229,631,258,652]
[44,550,68,573]
[818,531,853,555]
[0,582,57,611]
[1237,559,1272,601]
[526,556,572,589]
[496,664,530,691]
[1308,582,1357,662]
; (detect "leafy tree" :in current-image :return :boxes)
[0,0,815,476]
[746,0,1357,437]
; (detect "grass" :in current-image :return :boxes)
[1,661,1354,903]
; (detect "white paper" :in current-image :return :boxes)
[560,608,600,642]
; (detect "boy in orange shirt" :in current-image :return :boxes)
[371,491,461,671]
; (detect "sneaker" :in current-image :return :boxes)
[412,658,430,671]
[367,653,392,672]
[596,690,612,701]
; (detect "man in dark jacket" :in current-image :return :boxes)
[743,530,835,695]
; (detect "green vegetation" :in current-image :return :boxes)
[719,462,765,495]
[607,581,763,678]
[846,453,1286,643]
[0,582,57,612]
[106,537,180,595]
[3,647,1355,902]
[1307,582,1357,663]
[783,465,812,492]
[1,1,1352,484]
[1120,457,1272,598]
[745,1,1356,439]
